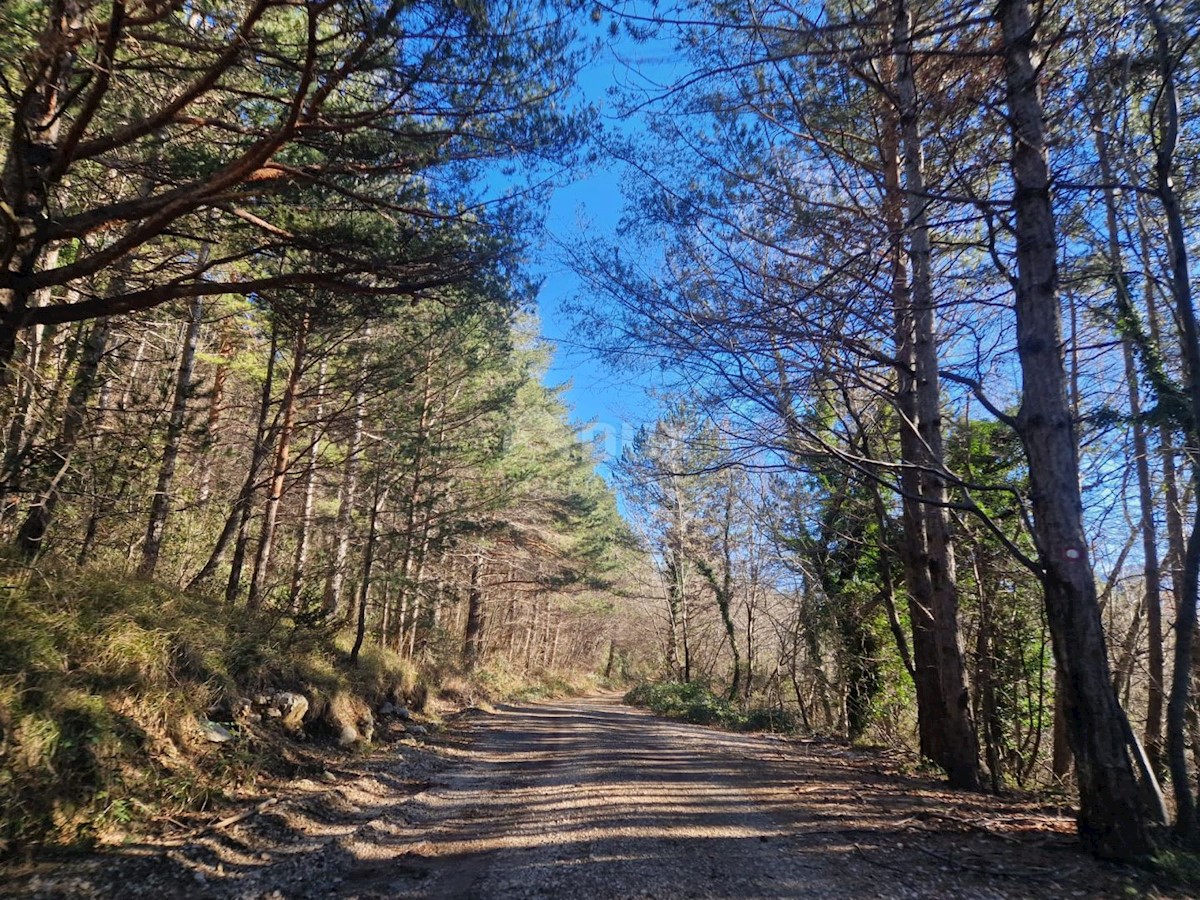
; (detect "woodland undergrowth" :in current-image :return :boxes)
[625,680,800,733]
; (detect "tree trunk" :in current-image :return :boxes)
[744,564,759,701]
[664,463,692,681]
[548,617,563,670]
[1140,221,1189,803]
[350,479,386,666]
[0,2,82,380]
[1089,109,1165,775]
[664,553,685,679]
[222,322,278,603]
[1127,336,1166,758]
[378,576,392,648]
[198,320,236,504]
[707,565,740,701]
[407,517,435,657]
[973,552,1003,791]
[140,294,205,577]
[2,248,61,517]
[868,479,916,680]
[1143,1,1200,840]
[880,40,977,786]
[464,555,484,671]
[2,318,70,522]
[997,0,1149,859]
[248,312,309,609]
[15,319,110,557]
[700,470,741,700]
[394,367,433,648]
[523,591,540,670]
[323,326,370,616]
[892,0,979,790]
[289,359,326,608]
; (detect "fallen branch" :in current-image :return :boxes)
[912,843,1071,879]
[916,809,1024,844]
[159,798,280,846]
[212,797,280,832]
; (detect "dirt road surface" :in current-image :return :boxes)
[4,695,1164,898]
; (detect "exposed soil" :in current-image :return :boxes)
[0,695,1179,898]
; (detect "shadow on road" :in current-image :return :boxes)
[4,696,1152,899]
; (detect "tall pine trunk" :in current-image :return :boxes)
[1143,2,1200,840]
[15,319,110,557]
[394,367,433,646]
[464,555,484,671]
[890,0,979,789]
[248,312,309,609]
[324,326,370,617]
[1090,107,1164,774]
[997,0,1149,859]
[198,321,235,504]
[349,478,386,666]
[698,470,741,700]
[140,295,204,577]
[219,322,278,602]
[289,359,326,608]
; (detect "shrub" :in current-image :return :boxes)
[742,706,799,733]
[624,680,799,734]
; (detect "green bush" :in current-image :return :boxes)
[742,705,799,732]
[624,680,798,734]
[1153,849,1200,892]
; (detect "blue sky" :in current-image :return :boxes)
[534,166,667,473]
[528,13,683,475]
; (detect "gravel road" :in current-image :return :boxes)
[3,695,1162,898]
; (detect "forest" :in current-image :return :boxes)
[0,0,1198,875]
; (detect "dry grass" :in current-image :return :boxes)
[0,560,603,856]
[0,561,416,854]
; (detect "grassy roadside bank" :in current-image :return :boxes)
[0,563,603,856]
